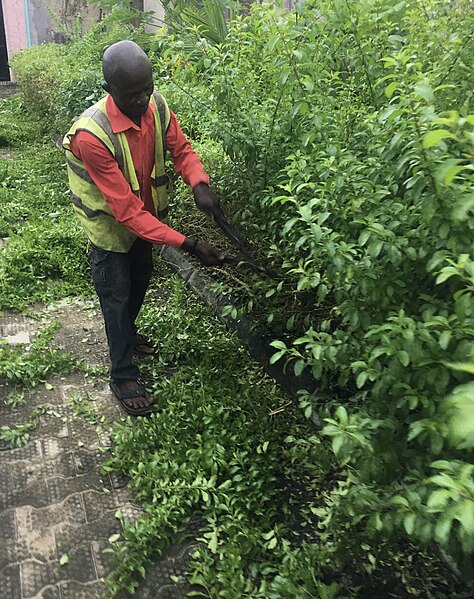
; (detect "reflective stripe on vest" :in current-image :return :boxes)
[62,92,171,252]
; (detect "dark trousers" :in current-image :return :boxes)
[90,238,153,383]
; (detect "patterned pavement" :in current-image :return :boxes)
[0,300,200,599]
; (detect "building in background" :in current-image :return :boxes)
[0,0,165,81]
[0,1,294,81]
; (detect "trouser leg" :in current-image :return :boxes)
[90,244,139,383]
[127,238,153,335]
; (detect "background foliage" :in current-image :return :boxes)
[7,0,474,595]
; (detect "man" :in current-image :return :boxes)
[63,40,226,416]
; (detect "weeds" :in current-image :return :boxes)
[0,97,92,310]
[0,322,80,387]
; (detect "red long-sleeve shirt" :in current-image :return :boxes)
[69,95,209,249]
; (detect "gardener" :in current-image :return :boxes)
[63,40,226,416]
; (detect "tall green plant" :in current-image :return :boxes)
[150,0,474,580]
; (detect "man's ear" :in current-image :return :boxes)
[102,81,110,93]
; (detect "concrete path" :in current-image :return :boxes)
[0,299,199,599]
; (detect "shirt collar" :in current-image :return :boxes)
[106,95,156,133]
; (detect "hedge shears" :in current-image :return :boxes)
[213,213,280,279]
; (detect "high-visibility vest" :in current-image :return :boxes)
[62,92,170,252]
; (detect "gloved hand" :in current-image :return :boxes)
[194,241,226,266]
[193,183,228,223]
[181,237,225,266]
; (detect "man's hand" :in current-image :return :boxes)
[181,237,225,266]
[194,241,226,266]
[193,183,227,223]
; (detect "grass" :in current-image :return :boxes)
[0,95,92,311]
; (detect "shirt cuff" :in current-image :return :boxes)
[189,172,210,190]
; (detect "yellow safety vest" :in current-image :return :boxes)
[62,92,170,252]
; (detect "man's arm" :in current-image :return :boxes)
[71,131,186,248]
[69,131,224,265]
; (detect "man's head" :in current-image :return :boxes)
[102,40,154,122]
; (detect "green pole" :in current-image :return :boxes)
[23,0,32,48]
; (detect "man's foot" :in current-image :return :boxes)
[110,380,155,416]
[133,333,157,356]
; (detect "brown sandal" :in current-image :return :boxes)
[133,333,157,356]
[109,382,155,416]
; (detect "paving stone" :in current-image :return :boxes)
[59,579,107,599]
[0,439,42,462]
[39,585,62,599]
[119,503,145,526]
[0,478,49,510]
[65,421,102,451]
[41,438,65,461]
[0,540,26,570]
[0,564,21,599]
[70,424,104,450]
[72,448,106,475]
[0,508,16,541]
[46,471,105,503]
[20,560,61,598]
[81,489,129,523]
[0,313,37,343]
[54,544,97,584]
[90,539,116,580]
[15,506,58,562]
[13,496,88,565]
[55,512,120,547]
[109,472,129,490]
[35,415,70,439]
[0,300,206,598]
[42,452,77,478]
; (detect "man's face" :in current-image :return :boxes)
[106,67,154,122]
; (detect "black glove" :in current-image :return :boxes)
[193,183,228,223]
[181,237,225,267]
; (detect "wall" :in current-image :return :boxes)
[144,0,165,33]
[28,0,101,46]
[3,0,28,57]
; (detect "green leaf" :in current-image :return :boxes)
[385,82,399,98]
[457,500,474,535]
[397,351,410,367]
[108,533,121,543]
[267,536,277,549]
[332,434,343,456]
[59,553,69,566]
[434,517,452,544]
[435,267,459,285]
[427,489,451,509]
[356,371,367,388]
[208,530,218,554]
[414,81,434,103]
[446,361,474,374]
[444,165,465,185]
[439,331,451,350]
[335,406,348,424]
[269,351,285,365]
[294,360,305,376]
[423,130,456,148]
[267,36,279,52]
[403,513,415,535]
